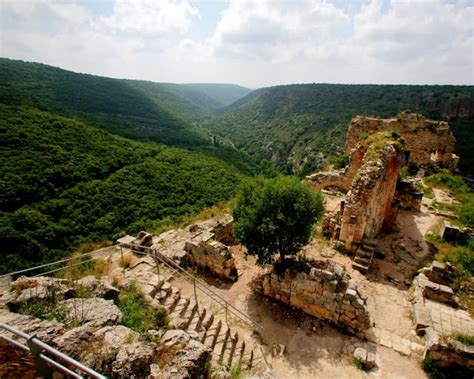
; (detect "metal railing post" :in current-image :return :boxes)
[193,277,199,311]
[27,336,53,379]
[120,245,125,275]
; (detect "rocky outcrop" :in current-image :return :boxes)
[60,298,123,327]
[345,113,458,172]
[112,342,157,377]
[254,259,371,334]
[339,133,407,252]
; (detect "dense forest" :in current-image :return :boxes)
[0,105,246,273]
[204,84,474,176]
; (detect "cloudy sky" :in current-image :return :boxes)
[1,0,473,87]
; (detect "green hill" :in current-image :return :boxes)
[204,84,474,176]
[0,58,209,147]
[0,105,247,273]
[181,83,252,108]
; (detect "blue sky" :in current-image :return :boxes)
[1,0,473,87]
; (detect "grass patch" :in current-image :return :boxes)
[119,252,136,269]
[452,332,474,345]
[117,282,168,333]
[16,286,68,322]
[230,362,244,379]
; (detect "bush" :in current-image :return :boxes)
[118,282,168,333]
[233,176,324,264]
[330,154,349,169]
[453,333,474,345]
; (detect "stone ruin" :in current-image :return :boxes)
[183,220,238,281]
[118,216,238,282]
[410,261,474,372]
[253,259,371,335]
[345,112,458,172]
[305,113,458,271]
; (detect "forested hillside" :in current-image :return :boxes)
[0,58,210,147]
[182,83,252,108]
[204,84,474,176]
[0,105,246,273]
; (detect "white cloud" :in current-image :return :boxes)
[99,0,199,37]
[0,0,472,86]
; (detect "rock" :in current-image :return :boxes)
[162,329,190,347]
[52,323,96,358]
[354,347,377,369]
[177,340,211,378]
[60,298,122,327]
[0,311,65,344]
[94,325,139,350]
[112,342,156,378]
[76,275,120,301]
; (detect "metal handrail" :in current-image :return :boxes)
[124,243,264,332]
[0,323,106,379]
[0,245,116,279]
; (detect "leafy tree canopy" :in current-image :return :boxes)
[233,176,324,264]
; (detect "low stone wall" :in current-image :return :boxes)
[184,240,237,281]
[254,259,371,334]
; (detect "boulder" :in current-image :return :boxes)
[60,298,122,327]
[162,329,190,347]
[178,340,211,378]
[112,342,156,378]
[52,323,96,358]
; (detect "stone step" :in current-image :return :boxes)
[362,238,378,248]
[352,262,369,273]
[226,332,239,368]
[356,248,373,258]
[354,256,370,266]
[184,303,199,330]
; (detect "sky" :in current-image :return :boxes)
[1,0,473,88]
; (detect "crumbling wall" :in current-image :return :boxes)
[306,145,365,191]
[254,260,371,334]
[345,113,458,171]
[339,137,406,252]
[184,237,237,281]
[396,179,423,211]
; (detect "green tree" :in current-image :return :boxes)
[233,176,323,264]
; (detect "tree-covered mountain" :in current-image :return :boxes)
[0,58,212,147]
[0,105,247,273]
[204,84,474,176]
[181,83,252,108]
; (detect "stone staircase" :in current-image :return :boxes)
[352,238,376,274]
[150,277,257,371]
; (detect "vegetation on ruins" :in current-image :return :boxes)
[233,176,324,264]
[117,282,168,333]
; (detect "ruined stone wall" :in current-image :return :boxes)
[306,145,365,191]
[255,260,371,334]
[345,113,457,171]
[396,179,423,211]
[184,240,237,281]
[339,140,406,252]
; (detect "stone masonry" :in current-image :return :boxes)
[339,134,407,252]
[345,113,458,172]
[254,259,371,334]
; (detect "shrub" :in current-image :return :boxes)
[453,333,474,345]
[118,282,168,333]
